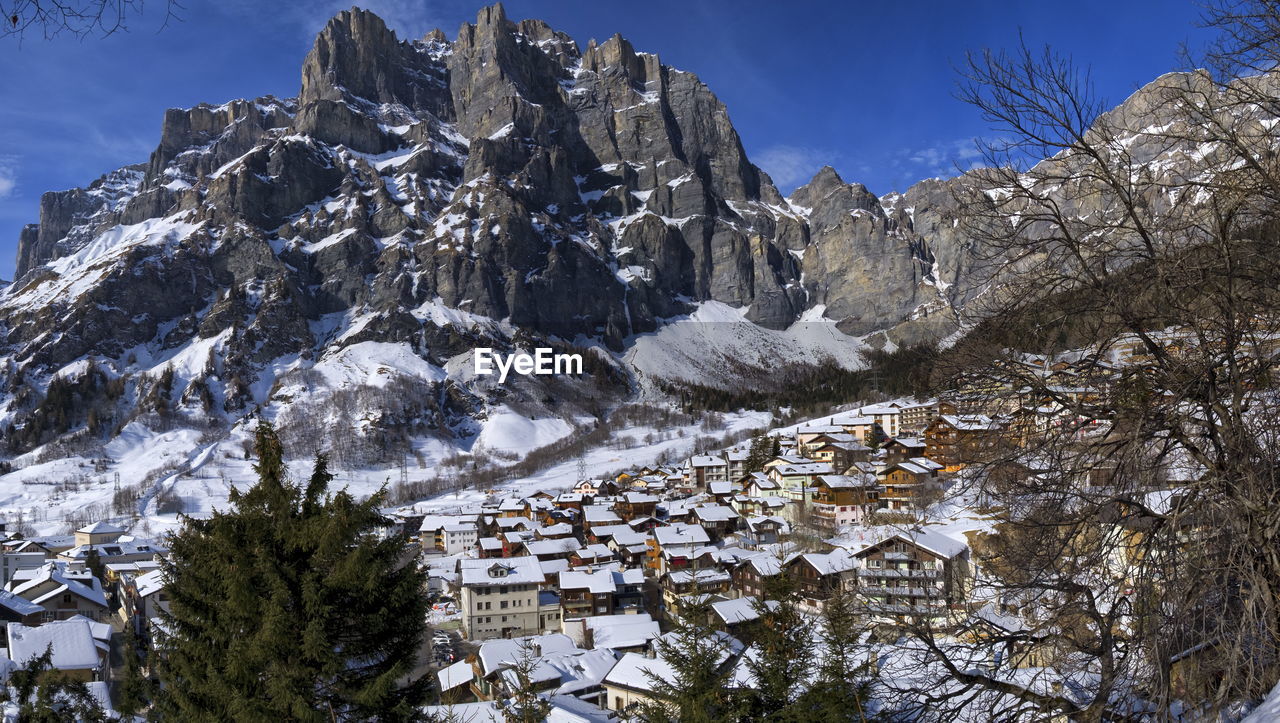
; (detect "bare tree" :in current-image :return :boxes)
[2,0,179,40]
[885,13,1280,718]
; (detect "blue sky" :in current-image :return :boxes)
[0,1,1214,280]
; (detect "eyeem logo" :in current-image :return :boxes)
[474,348,583,383]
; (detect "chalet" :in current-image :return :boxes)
[692,505,740,543]
[477,537,504,558]
[732,555,785,599]
[878,461,938,511]
[498,498,528,518]
[784,550,856,613]
[881,437,928,466]
[740,472,782,498]
[850,528,971,624]
[924,414,1003,472]
[559,568,645,619]
[740,516,786,547]
[685,455,730,489]
[809,473,880,532]
[660,568,732,612]
[808,440,872,471]
[555,493,590,512]
[615,492,659,521]
[707,481,735,505]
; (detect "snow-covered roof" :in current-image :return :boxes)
[135,569,166,598]
[7,620,99,671]
[560,569,617,594]
[604,652,677,693]
[666,569,731,585]
[458,557,545,587]
[770,462,834,476]
[688,455,727,468]
[477,634,578,676]
[0,591,41,617]
[587,614,661,650]
[653,524,709,546]
[76,522,125,535]
[10,562,107,608]
[693,504,738,522]
[938,414,999,431]
[710,596,779,625]
[498,648,619,697]
[817,473,876,489]
[524,538,580,557]
[438,659,473,691]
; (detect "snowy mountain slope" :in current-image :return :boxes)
[2,5,1270,531]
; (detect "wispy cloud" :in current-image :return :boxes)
[753,145,840,190]
[0,163,15,200]
[898,137,985,179]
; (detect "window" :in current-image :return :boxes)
[870,559,882,568]
[500,600,508,609]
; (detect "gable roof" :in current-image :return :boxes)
[10,562,107,608]
[7,620,99,671]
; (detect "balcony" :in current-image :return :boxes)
[858,567,939,579]
[858,585,941,598]
[864,602,948,615]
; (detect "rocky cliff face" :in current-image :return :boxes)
[0,4,980,464]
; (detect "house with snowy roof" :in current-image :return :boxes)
[684,454,730,489]
[603,632,743,715]
[6,618,106,681]
[849,527,972,624]
[879,461,941,511]
[6,561,109,622]
[809,473,881,531]
[568,612,661,653]
[457,557,548,640]
[924,414,1004,471]
[659,568,732,612]
[73,522,125,548]
[783,549,858,613]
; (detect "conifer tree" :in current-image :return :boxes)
[2,645,107,722]
[740,575,816,719]
[636,598,743,722]
[154,421,430,720]
[115,624,153,716]
[500,643,551,723]
[794,585,874,721]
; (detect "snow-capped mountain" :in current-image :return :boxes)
[17,3,1252,513]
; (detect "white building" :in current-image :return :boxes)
[458,557,546,640]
